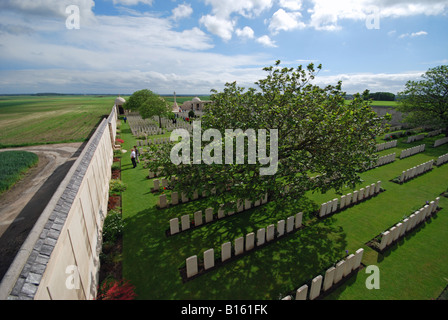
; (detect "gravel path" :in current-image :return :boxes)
[0,142,85,281]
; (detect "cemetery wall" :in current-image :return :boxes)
[0,106,117,300]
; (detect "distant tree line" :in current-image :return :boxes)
[368,92,396,101]
[345,92,396,101]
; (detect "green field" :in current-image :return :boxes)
[118,121,448,300]
[0,95,115,148]
[0,151,38,194]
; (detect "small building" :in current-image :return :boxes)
[181,96,212,112]
[115,96,126,115]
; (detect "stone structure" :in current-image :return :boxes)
[180,96,212,113]
[0,106,117,300]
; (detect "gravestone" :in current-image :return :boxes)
[309,275,323,300]
[286,216,294,233]
[333,260,346,284]
[237,199,244,213]
[218,205,225,219]
[246,233,255,251]
[266,224,275,242]
[181,192,189,203]
[323,267,336,292]
[153,179,160,191]
[181,214,190,230]
[257,228,266,246]
[171,192,179,205]
[169,218,179,235]
[319,203,327,217]
[186,256,198,278]
[162,178,168,188]
[205,208,213,223]
[331,198,338,213]
[277,220,285,237]
[204,249,215,270]
[352,191,358,203]
[157,194,167,208]
[343,254,355,277]
[221,242,231,262]
[387,227,396,245]
[375,181,381,193]
[244,199,252,211]
[148,171,155,178]
[379,231,390,251]
[340,195,346,209]
[295,285,308,300]
[353,248,364,270]
[346,193,352,206]
[295,212,303,229]
[235,237,244,256]
[194,211,203,226]
[359,188,364,201]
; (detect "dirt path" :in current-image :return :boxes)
[0,142,85,280]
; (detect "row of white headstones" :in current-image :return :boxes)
[399,144,425,159]
[169,195,269,236]
[319,181,382,218]
[282,248,365,300]
[398,160,434,183]
[375,197,440,251]
[436,152,448,166]
[185,211,304,279]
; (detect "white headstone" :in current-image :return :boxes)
[246,232,255,251]
[235,237,244,256]
[277,220,285,237]
[194,211,203,226]
[205,208,214,223]
[181,214,190,230]
[286,216,294,233]
[221,242,231,262]
[257,228,266,246]
[204,249,215,270]
[171,192,179,205]
[186,256,198,278]
[153,179,160,191]
[295,285,308,300]
[334,260,346,284]
[266,224,275,242]
[323,267,336,292]
[295,212,303,229]
[169,218,179,235]
[309,275,323,300]
[158,194,167,208]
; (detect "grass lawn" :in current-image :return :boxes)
[0,95,115,147]
[119,119,448,300]
[0,150,38,194]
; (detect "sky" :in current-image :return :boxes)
[0,0,447,95]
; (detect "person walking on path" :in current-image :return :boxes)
[131,148,137,168]
[134,145,140,163]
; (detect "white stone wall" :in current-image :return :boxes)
[2,107,116,300]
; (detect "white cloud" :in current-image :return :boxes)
[200,14,235,41]
[279,0,303,11]
[269,9,306,34]
[110,0,154,6]
[203,0,273,18]
[236,26,255,39]
[307,0,448,31]
[256,35,277,47]
[399,30,428,38]
[172,3,193,20]
[313,70,425,94]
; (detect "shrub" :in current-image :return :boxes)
[97,279,137,300]
[102,209,124,244]
[109,179,127,194]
